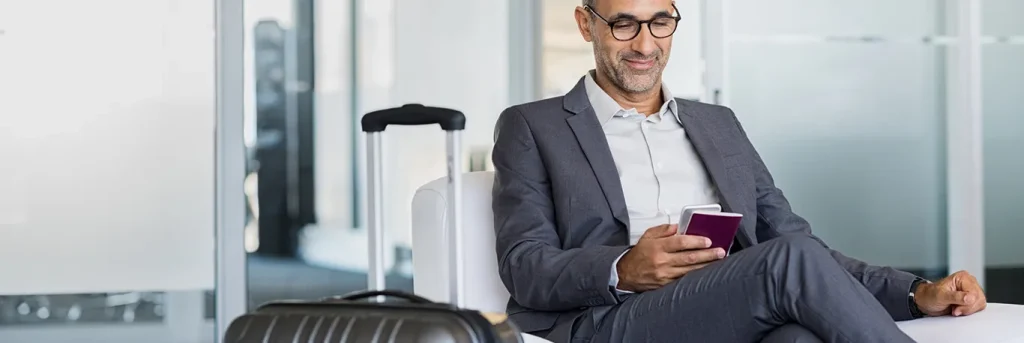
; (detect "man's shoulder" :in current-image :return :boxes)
[494,96,571,141]
[502,95,570,121]
[674,97,736,118]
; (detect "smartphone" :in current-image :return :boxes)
[677,204,722,234]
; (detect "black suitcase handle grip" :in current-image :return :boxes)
[330,290,435,304]
[361,104,466,132]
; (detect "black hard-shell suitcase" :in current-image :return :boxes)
[223,105,524,343]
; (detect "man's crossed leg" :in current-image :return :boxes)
[574,235,915,343]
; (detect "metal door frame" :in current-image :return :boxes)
[214,0,249,340]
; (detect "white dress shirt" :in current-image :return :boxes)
[582,71,720,291]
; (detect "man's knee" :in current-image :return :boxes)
[762,235,827,257]
[760,324,823,343]
[759,235,832,273]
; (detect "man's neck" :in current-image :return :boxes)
[594,70,664,116]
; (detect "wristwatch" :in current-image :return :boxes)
[908,277,930,319]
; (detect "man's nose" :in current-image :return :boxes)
[630,25,658,56]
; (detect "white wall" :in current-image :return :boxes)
[661,0,704,99]
[311,0,355,234]
[0,0,215,294]
[385,0,511,250]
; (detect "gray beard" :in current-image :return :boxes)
[604,60,661,94]
[593,43,662,94]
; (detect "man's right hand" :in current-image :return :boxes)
[615,224,727,292]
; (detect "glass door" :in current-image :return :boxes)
[0,0,226,342]
[981,0,1024,304]
[702,0,956,279]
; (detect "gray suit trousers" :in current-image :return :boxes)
[572,235,916,343]
[760,324,822,343]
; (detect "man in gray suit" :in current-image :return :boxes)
[491,0,988,342]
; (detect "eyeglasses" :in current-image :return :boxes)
[585,4,681,41]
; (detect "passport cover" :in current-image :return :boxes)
[684,211,743,253]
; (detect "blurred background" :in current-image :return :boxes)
[0,0,1020,342]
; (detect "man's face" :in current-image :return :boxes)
[577,0,676,94]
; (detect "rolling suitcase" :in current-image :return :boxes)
[224,104,524,343]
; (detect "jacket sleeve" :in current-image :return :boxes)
[491,106,629,311]
[726,108,920,322]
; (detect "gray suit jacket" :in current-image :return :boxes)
[491,77,919,339]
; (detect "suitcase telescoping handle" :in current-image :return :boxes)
[361,104,467,132]
[360,104,467,307]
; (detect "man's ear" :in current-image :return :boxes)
[574,6,593,42]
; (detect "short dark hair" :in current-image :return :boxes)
[582,0,596,7]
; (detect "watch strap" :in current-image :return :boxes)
[908,277,929,319]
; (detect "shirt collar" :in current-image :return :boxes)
[583,70,679,126]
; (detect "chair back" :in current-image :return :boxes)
[410,171,509,313]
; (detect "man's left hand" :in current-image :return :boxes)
[914,270,988,317]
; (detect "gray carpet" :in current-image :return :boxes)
[246,255,413,306]
[202,255,414,318]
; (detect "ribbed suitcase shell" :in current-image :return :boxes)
[225,300,522,343]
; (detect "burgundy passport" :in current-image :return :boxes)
[684,211,743,253]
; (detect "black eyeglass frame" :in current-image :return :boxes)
[584,3,682,41]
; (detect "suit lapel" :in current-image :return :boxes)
[563,78,630,230]
[675,105,746,215]
[567,112,630,228]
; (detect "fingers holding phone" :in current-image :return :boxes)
[615,224,727,293]
[662,234,727,277]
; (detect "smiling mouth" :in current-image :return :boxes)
[624,58,656,70]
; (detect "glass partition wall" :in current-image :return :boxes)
[702,0,1021,304]
[0,0,225,342]
[981,0,1024,305]
[704,0,956,280]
